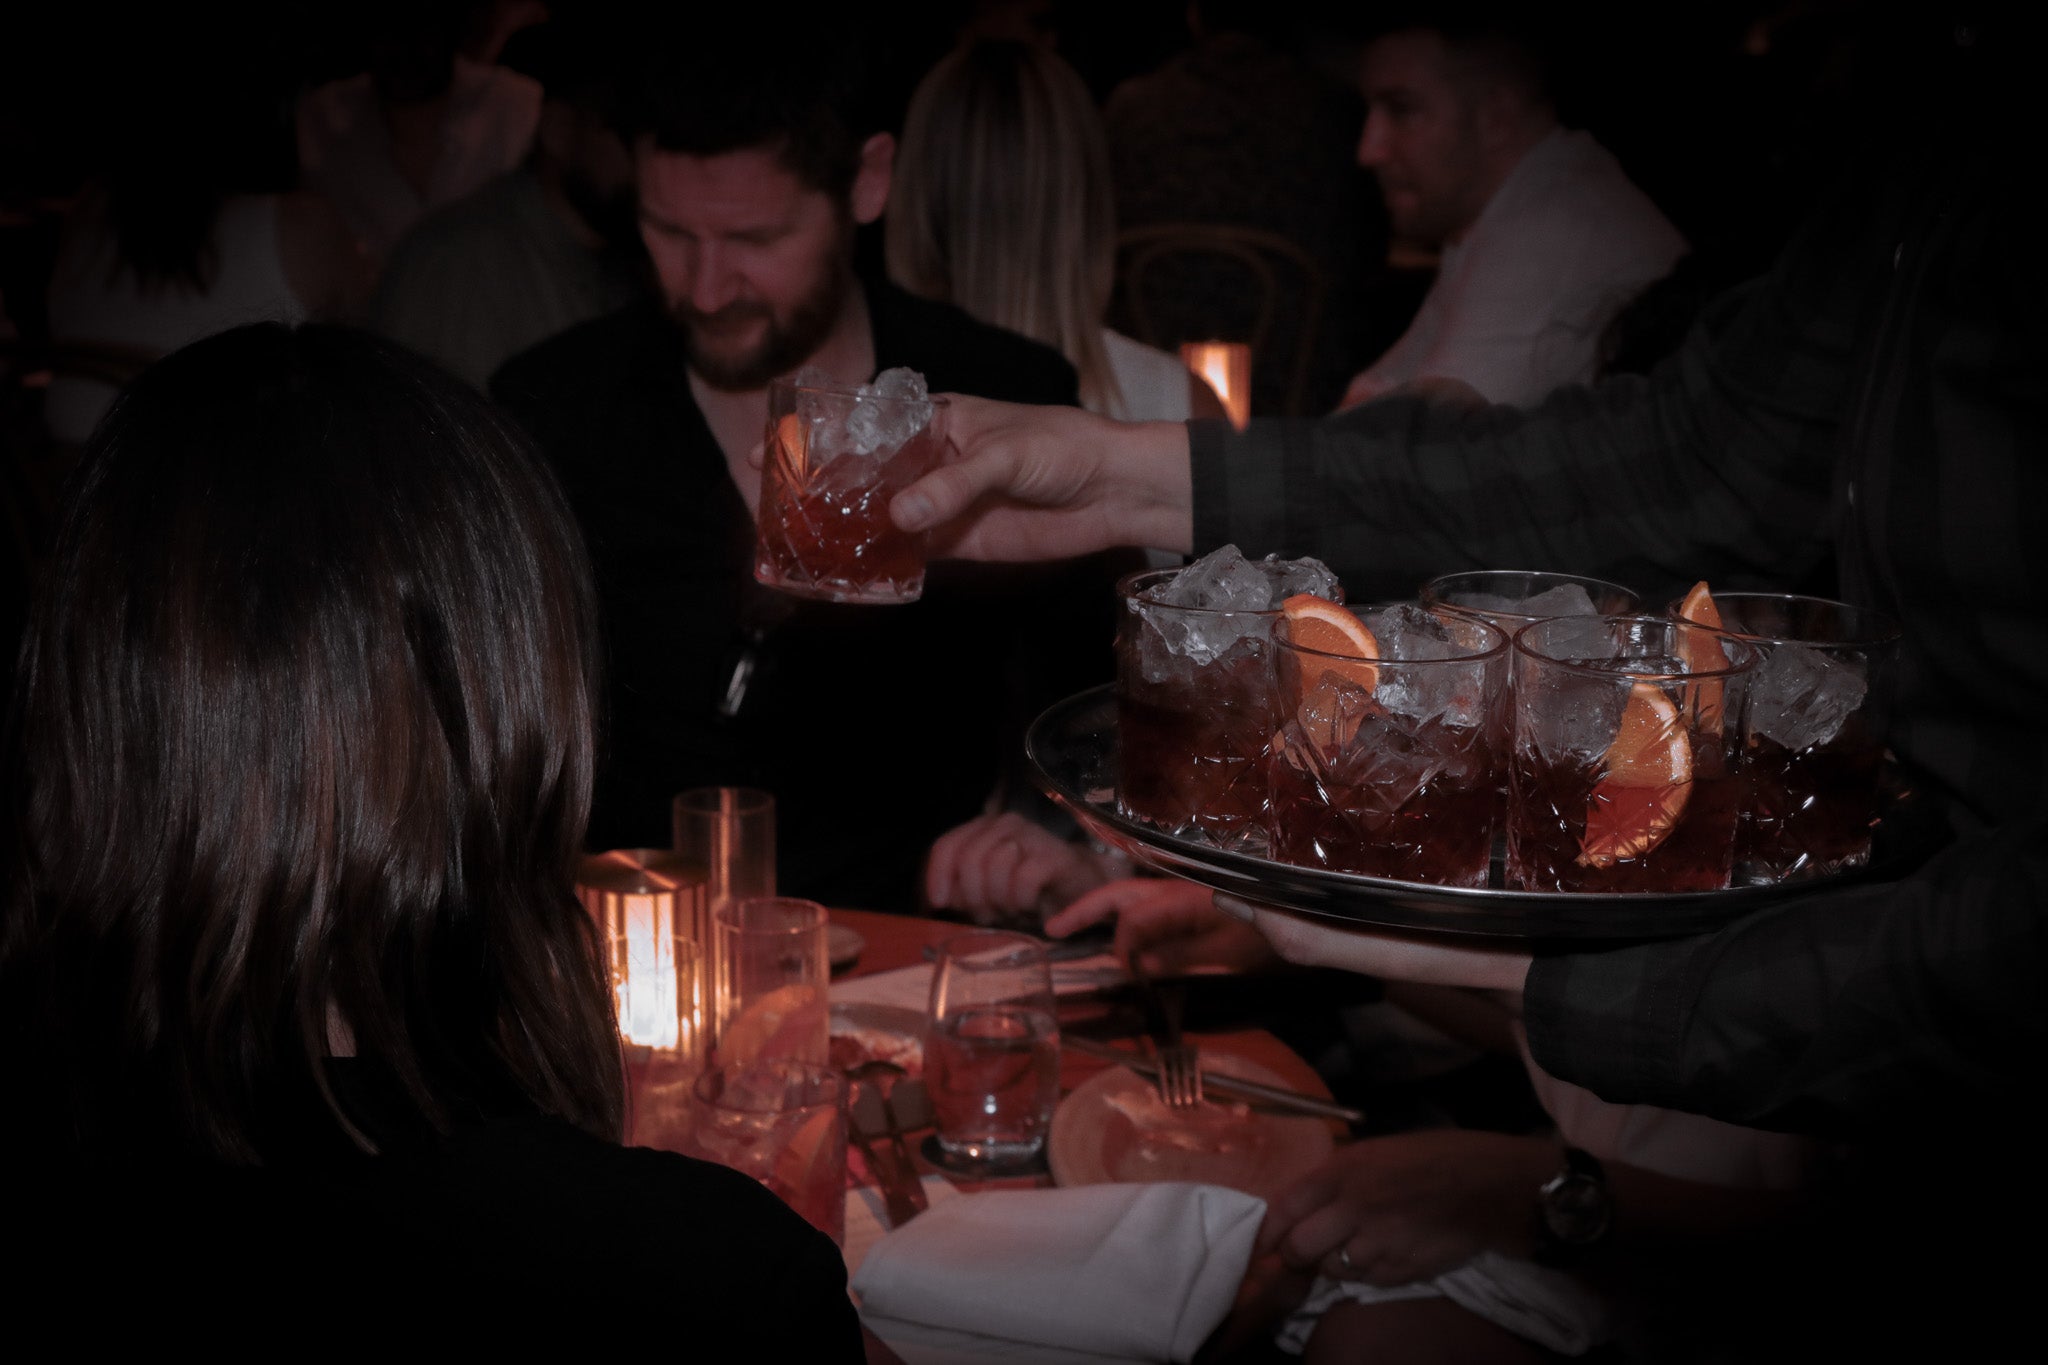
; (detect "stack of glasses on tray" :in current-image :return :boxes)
[1112,549,1901,894]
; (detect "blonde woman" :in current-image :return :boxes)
[888,40,1227,424]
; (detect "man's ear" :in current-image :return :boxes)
[850,132,895,226]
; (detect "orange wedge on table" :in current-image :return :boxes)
[1578,681,1692,868]
[1674,580,1727,735]
[1280,594,1380,748]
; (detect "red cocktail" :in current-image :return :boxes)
[1268,602,1508,887]
[1672,590,1899,884]
[1505,615,1759,893]
[1114,552,1341,849]
[754,372,950,605]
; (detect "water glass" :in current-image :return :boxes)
[672,786,776,941]
[753,374,950,605]
[712,897,830,1069]
[925,930,1059,1173]
[1670,592,1900,883]
[1506,615,1759,893]
[689,1059,848,1246]
[1268,604,1509,886]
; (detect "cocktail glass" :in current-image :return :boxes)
[1114,549,1341,850]
[688,1059,848,1246]
[1670,592,1900,884]
[753,371,950,604]
[925,929,1059,1174]
[1506,615,1760,893]
[1268,604,1509,887]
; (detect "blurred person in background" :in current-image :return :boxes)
[888,38,1227,426]
[42,18,372,448]
[370,13,646,389]
[296,0,542,263]
[1337,2,1686,410]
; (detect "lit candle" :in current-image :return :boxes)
[576,848,709,1058]
[1180,341,1252,431]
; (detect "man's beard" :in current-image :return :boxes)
[673,220,854,392]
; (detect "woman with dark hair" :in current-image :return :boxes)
[0,322,865,1349]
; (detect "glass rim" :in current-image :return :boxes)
[713,895,827,932]
[1116,566,1344,614]
[767,374,952,407]
[1419,567,1646,607]
[1275,605,1508,665]
[672,785,776,816]
[1512,612,1761,680]
[1666,590,1903,648]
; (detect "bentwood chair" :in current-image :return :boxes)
[1112,223,1329,419]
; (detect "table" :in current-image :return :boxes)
[827,908,1343,1186]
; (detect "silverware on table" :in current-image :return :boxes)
[847,1060,928,1226]
[1124,951,1203,1109]
[1064,1035,1365,1126]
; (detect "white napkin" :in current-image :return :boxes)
[851,1182,1266,1364]
[1277,1252,1615,1357]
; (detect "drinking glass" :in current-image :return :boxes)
[1114,565,1340,849]
[1670,591,1900,884]
[1268,604,1510,887]
[925,930,1059,1174]
[688,1059,848,1246]
[711,897,829,1069]
[672,786,776,943]
[753,374,951,604]
[1506,615,1760,893]
[608,931,704,1153]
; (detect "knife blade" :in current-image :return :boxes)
[1064,1035,1365,1125]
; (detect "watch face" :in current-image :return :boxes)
[1545,1174,1612,1244]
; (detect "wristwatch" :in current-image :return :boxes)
[1533,1146,1612,1263]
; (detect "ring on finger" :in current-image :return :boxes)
[1336,1245,1357,1274]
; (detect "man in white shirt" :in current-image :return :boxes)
[1339,7,1686,410]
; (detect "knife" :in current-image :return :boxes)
[849,1076,927,1227]
[1064,1035,1366,1126]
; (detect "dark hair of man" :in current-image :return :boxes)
[614,10,877,198]
[1368,1,1558,109]
[0,323,623,1164]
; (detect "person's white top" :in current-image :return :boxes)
[1098,328,1192,422]
[297,55,542,259]
[1349,128,1687,409]
[43,193,309,445]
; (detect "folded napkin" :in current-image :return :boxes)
[1277,1251,1615,1357]
[851,1182,1266,1364]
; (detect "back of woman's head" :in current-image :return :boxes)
[887,39,1121,414]
[1,322,622,1162]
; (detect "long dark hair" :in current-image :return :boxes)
[0,323,623,1163]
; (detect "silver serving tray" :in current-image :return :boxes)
[1024,685,1941,941]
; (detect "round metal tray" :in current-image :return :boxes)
[1024,685,1941,941]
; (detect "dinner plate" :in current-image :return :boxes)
[828,923,865,969]
[829,1001,926,1077]
[1025,684,1945,941]
[1048,1055,1335,1204]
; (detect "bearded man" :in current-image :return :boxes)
[492,12,1121,913]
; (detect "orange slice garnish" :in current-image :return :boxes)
[1280,595,1380,748]
[771,412,807,481]
[715,982,828,1068]
[1674,580,1726,735]
[1578,681,1692,868]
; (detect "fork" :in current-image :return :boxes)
[1125,951,1203,1109]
